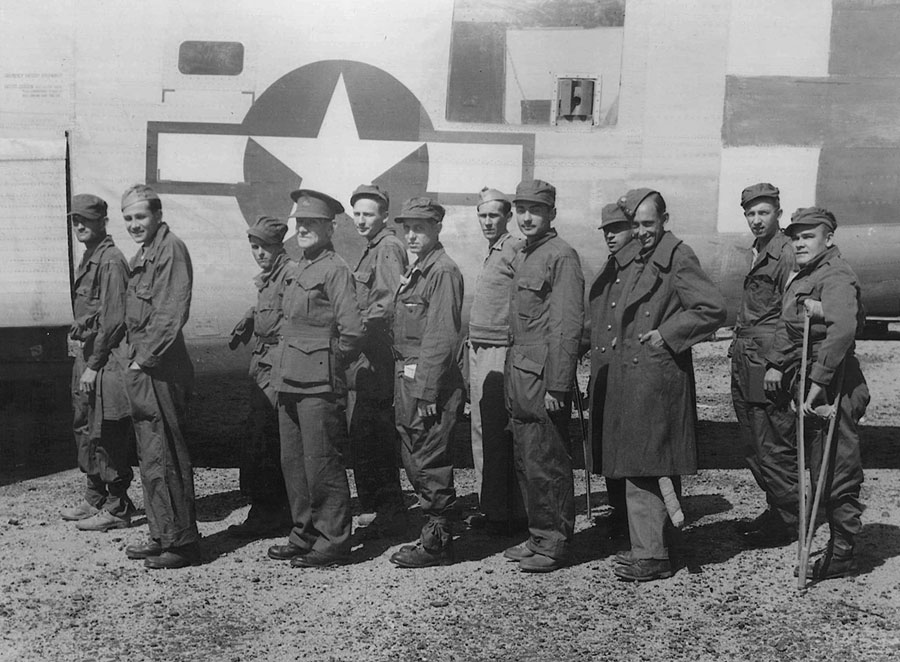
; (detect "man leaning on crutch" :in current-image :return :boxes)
[763,206,870,581]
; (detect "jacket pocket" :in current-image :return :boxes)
[399,295,427,341]
[280,336,332,387]
[516,276,548,320]
[511,351,544,377]
[353,268,374,286]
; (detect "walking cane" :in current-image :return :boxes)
[573,382,592,517]
[795,312,811,588]
[797,363,846,588]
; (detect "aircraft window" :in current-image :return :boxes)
[178,41,244,76]
[448,0,624,127]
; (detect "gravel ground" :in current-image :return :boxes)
[1,339,899,662]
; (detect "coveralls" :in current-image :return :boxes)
[506,229,584,561]
[124,223,199,549]
[349,227,407,522]
[765,244,869,548]
[392,243,464,551]
[70,234,134,517]
[274,242,363,557]
[241,251,290,521]
[731,231,798,526]
[469,231,527,527]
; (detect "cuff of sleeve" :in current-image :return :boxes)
[135,352,158,369]
[410,383,437,403]
[85,355,107,371]
[809,363,835,386]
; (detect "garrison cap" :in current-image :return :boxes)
[68,193,108,221]
[394,197,445,223]
[599,202,629,229]
[246,215,288,245]
[512,179,556,207]
[786,206,837,234]
[289,189,344,220]
[121,184,160,210]
[477,187,509,208]
[350,183,390,209]
[616,188,657,219]
[741,182,780,208]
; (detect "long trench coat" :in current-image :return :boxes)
[601,232,726,478]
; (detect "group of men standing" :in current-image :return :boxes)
[61,176,869,581]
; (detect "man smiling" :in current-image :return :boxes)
[120,184,200,570]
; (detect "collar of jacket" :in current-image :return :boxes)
[300,241,334,264]
[588,239,639,296]
[638,230,682,269]
[752,230,791,263]
[796,243,841,278]
[408,243,445,277]
[75,233,116,279]
[367,226,395,249]
[487,231,512,254]
[134,222,171,267]
[253,250,288,290]
[521,228,558,254]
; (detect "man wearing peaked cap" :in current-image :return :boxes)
[61,194,136,534]
[586,200,641,540]
[467,187,527,536]
[226,216,292,538]
[729,183,800,549]
[763,206,869,580]
[119,184,201,569]
[344,183,409,540]
[267,188,364,568]
[502,179,585,573]
[602,188,726,582]
[388,196,465,568]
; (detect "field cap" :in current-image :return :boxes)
[289,189,344,220]
[741,182,780,209]
[350,183,390,209]
[68,194,108,221]
[121,184,160,210]
[247,215,288,245]
[512,179,556,207]
[477,187,509,208]
[599,202,629,229]
[394,197,445,223]
[616,188,657,219]
[786,206,837,234]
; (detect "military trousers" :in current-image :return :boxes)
[348,341,404,521]
[278,393,352,556]
[625,477,680,560]
[241,376,289,518]
[505,352,574,560]
[731,336,799,526]
[469,343,526,525]
[123,363,199,549]
[71,354,135,517]
[394,361,461,551]
[588,366,626,518]
[802,355,868,543]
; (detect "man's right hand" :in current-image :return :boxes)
[764,367,783,393]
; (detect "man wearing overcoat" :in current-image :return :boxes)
[603,188,725,582]
[587,202,640,539]
[502,179,584,573]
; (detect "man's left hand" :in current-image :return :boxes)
[417,399,437,418]
[545,390,565,413]
[79,367,98,393]
[802,382,826,417]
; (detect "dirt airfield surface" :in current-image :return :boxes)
[2,339,900,662]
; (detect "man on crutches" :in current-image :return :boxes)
[763,207,870,581]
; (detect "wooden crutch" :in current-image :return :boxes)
[797,363,846,588]
[796,312,811,582]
